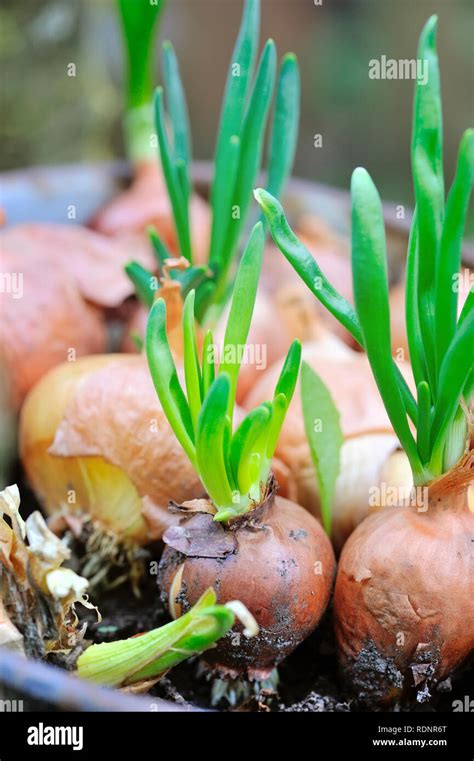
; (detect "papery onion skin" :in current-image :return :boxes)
[19,354,203,544]
[334,456,474,705]
[160,493,336,679]
[1,222,156,310]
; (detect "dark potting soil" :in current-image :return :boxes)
[8,461,474,713]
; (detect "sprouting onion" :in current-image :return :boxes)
[146,222,301,521]
[127,0,300,324]
[256,16,473,488]
[116,0,166,163]
[76,588,257,688]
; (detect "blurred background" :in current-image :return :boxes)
[0,0,473,213]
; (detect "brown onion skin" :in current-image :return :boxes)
[160,494,336,679]
[1,222,156,310]
[334,458,474,705]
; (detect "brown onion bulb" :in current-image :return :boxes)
[0,249,107,411]
[334,453,474,705]
[159,489,336,679]
[19,354,203,544]
[244,341,414,549]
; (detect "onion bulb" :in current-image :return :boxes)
[19,354,203,545]
[334,452,474,705]
[159,489,335,680]
[0,247,106,411]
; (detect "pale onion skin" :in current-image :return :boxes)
[19,354,203,545]
[90,162,211,266]
[334,455,474,705]
[0,250,107,411]
[160,494,336,680]
[244,341,414,549]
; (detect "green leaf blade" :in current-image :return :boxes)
[145,298,196,467]
[217,39,277,291]
[301,362,343,536]
[162,40,192,173]
[209,0,260,266]
[196,374,235,509]
[219,222,265,417]
[351,168,423,478]
[411,15,444,392]
[182,291,203,432]
[265,53,300,202]
[434,129,474,369]
[125,261,156,308]
[154,87,192,262]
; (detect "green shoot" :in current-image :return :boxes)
[128,0,300,325]
[146,223,301,520]
[76,588,257,687]
[301,363,343,536]
[116,0,166,162]
[256,16,473,486]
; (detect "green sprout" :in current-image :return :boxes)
[146,222,302,521]
[116,0,166,163]
[256,16,473,487]
[301,363,343,535]
[127,0,300,324]
[76,588,256,687]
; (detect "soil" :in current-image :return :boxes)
[6,460,474,712]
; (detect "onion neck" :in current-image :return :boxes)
[420,450,474,510]
[124,103,156,164]
[214,475,277,527]
[415,407,471,487]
